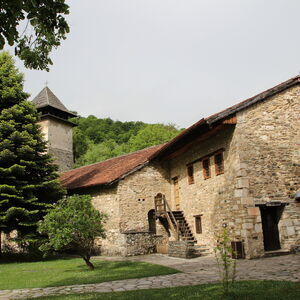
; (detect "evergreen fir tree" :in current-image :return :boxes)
[0,52,65,248]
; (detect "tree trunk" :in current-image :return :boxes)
[82,256,94,270]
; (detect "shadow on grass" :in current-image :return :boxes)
[0,253,72,264]
[45,260,179,288]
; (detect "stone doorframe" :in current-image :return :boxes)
[255,202,288,251]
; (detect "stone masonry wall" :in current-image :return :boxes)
[39,118,74,172]
[82,184,126,256]
[167,85,299,258]
[234,84,300,255]
[168,126,240,252]
[81,163,170,256]
[117,163,170,233]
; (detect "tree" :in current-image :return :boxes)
[127,123,180,152]
[0,1,70,71]
[39,194,107,270]
[0,52,64,250]
[214,228,237,296]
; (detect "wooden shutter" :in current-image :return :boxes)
[187,164,194,184]
[195,215,202,234]
[214,152,224,175]
[202,158,211,179]
[231,241,245,259]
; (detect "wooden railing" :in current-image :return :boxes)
[154,193,179,241]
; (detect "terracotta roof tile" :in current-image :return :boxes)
[60,144,164,190]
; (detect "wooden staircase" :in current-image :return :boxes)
[168,211,197,243]
[154,193,210,257]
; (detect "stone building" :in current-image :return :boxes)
[61,75,300,259]
[32,87,77,172]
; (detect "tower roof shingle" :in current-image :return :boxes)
[32,87,75,116]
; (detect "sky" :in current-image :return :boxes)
[12,0,300,128]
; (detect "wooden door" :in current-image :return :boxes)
[173,177,180,210]
[260,206,282,251]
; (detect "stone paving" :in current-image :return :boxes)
[0,254,299,299]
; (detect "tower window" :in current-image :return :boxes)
[214,152,224,175]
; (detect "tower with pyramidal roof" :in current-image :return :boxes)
[32,87,76,172]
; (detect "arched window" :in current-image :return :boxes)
[148,209,156,234]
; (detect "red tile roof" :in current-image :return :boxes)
[61,75,300,191]
[60,144,164,190]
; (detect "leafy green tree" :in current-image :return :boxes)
[39,194,107,270]
[0,1,70,71]
[72,127,89,162]
[214,228,237,295]
[0,52,64,250]
[127,123,180,152]
[71,115,182,167]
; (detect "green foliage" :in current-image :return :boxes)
[0,52,64,247]
[127,123,180,152]
[72,116,182,167]
[214,227,237,295]
[39,195,107,270]
[0,1,70,71]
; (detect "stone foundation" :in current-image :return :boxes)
[168,241,195,258]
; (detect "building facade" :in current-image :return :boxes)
[61,76,300,258]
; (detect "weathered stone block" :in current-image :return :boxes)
[247,207,260,216]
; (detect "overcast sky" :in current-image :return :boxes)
[13,0,300,128]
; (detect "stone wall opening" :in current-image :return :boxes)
[259,204,285,251]
[148,209,156,234]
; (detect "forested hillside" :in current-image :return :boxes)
[71,116,182,167]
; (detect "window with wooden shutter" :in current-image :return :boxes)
[214,152,224,175]
[202,158,210,179]
[231,241,245,259]
[194,215,202,234]
[187,164,194,184]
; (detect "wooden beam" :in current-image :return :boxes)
[188,148,225,165]
[222,115,237,124]
[162,124,227,161]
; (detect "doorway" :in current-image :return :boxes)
[148,209,156,234]
[259,205,284,251]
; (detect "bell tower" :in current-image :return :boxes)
[32,87,77,172]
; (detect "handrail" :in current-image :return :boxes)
[154,193,179,241]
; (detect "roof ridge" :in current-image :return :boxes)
[66,143,165,173]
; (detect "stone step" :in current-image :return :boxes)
[263,250,291,258]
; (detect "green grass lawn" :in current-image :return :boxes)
[0,258,178,290]
[30,281,300,300]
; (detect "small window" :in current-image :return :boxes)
[202,158,210,179]
[187,164,194,184]
[195,215,202,234]
[215,152,224,175]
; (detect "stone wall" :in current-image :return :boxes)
[166,84,299,258]
[38,118,73,172]
[123,232,163,256]
[168,126,240,251]
[82,184,125,256]
[168,241,195,258]
[234,84,300,255]
[117,163,170,233]
[83,163,170,256]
